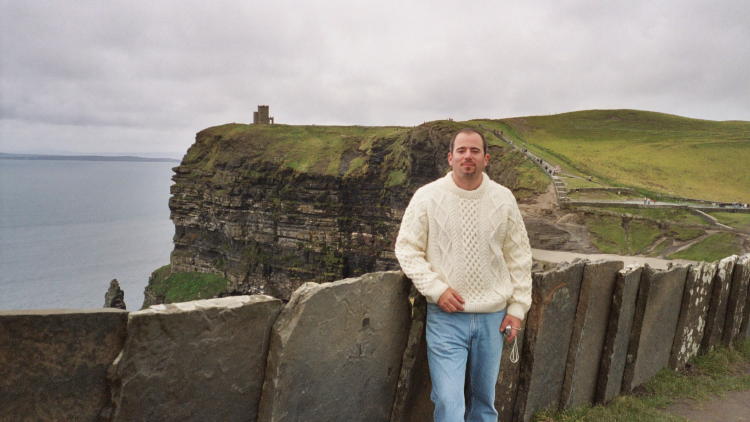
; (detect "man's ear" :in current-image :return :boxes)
[448,151,453,165]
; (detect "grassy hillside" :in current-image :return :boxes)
[182,120,549,197]
[184,123,410,177]
[486,109,750,203]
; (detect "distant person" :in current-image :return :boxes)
[395,128,533,422]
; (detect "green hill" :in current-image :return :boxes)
[476,109,750,203]
[183,120,549,198]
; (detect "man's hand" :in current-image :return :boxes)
[501,314,522,343]
[437,288,465,313]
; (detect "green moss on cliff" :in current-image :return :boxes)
[145,264,231,305]
[181,120,549,197]
[669,232,744,261]
[186,123,410,178]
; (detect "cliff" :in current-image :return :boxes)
[164,120,549,301]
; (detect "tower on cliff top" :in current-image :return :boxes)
[253,105,274,124]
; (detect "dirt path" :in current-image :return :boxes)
[663,389,750,421]
[532,248,696,270]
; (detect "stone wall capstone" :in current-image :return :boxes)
[723,254,750,345]
[741,255,750,341]
[514,261,585,422]
[595,266,642,403]
[390,291,433,422]
[109,295,282,422]
[257,271,411,422]
[622,265,688,392]
[702,255,738,353]
[561,260,623,408]
[670,262,717,369]
[496,321,525,422]
[0,309,127,422]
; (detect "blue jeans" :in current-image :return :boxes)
[426,303,506,422]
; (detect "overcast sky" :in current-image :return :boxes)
[1,0,748,157]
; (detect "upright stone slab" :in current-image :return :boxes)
[742,255,750,341]
[701,255,737,353]
[596,266,643,403]
[390,291,433,422]
[110,295,282,422]
[496,324,525,422]
[670,262,717,369]
[561,260,623,408]
[622,265,688,392]
[723,254,750,345]
[514,261,584,422]
[0,309,127,421]
[258,271,411,422]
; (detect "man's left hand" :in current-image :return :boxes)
[500,314,522,343]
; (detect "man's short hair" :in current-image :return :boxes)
[450,128,487,154]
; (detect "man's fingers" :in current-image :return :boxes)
[453,291,465,304]
[449,297,464,311]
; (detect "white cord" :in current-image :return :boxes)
[504,324,521,363]
[509,336,520,363]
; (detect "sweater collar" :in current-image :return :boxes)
[442,171,488,199]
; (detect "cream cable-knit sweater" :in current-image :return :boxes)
[395,172,533,319]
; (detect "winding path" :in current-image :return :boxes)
[532,248,697,270]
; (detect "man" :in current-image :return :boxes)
[395,128,532,422]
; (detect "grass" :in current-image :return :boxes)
[146,265,231,304]
[707,212,750,232]
[584,215,662,255]
[564,177,607,189]
[185,123,409,177]
[596,207,710,226]
[669,226,706,241]
[472,118,593,180]
[669,232,744,261]
[535,340,750,421]
[568,190,643,201]
[515,160,552,198]
[495,109,750,203]
[580,206,722,257]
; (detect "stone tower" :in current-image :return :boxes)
[253,105,274,124]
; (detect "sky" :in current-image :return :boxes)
[1,0,748,158]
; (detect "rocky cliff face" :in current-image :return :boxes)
[167,121,548,300]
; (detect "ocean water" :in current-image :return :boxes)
[0,159,175,310]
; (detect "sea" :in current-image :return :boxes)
[0,159,175,311]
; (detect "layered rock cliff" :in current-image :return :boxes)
[165,120,549,301]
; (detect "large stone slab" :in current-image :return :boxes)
[622,265,688,392]
[723,254,750,345]
[258,271,411,422]
[742,255,750,341]
[496,322,525,422]
[596,266,643,403]
[0,309,127,421]
[514,261,584,422]
[670,262,717,369]
[110,295,282,422]
[701,255,738,353]
[390,291,433,422]
[561,260,623,408]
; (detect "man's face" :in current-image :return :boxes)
[448,132,489,177]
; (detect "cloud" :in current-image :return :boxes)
[1,0,748,155]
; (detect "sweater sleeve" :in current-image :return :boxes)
[394,194,450,303]
[502,198,533,320]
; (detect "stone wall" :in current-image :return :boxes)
[2,254,750,422]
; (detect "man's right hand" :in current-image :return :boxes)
[437,288,465,313]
